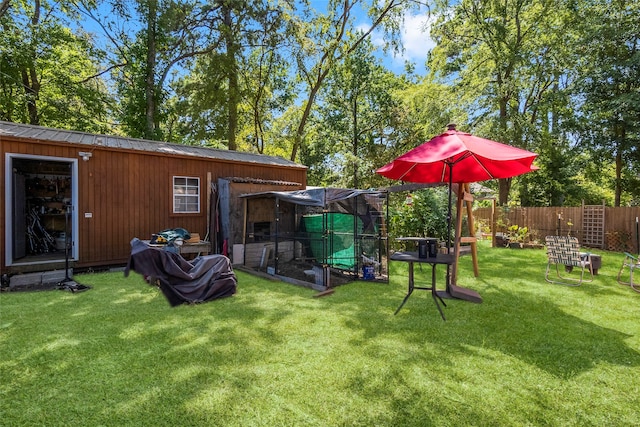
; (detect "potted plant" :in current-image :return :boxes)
[507,225,529,248]
[494,218,510,247]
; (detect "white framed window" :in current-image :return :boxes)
[173,176,200,213]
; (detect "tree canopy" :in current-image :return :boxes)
[1,0,638,206]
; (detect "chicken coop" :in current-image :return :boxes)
[237,188,388,290]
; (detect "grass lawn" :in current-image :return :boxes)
[1,241,639,426]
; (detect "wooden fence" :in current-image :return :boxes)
[473,205,640,252]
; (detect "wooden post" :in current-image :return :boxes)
[491,198,496,248]
[206,172,212,241]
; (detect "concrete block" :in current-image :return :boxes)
[9,273,42,289]
[42,269,72,284]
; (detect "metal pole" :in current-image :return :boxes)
[636,217,640,254]
[447,165,453,254]
[63,203,72,282]
[57,203,76,290]
[446,165,453,292]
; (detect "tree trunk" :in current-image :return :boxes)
[145,0,158,140]
[352,95,358,188]
[498,178,512,206]
[0,0,10,19]
[22,0,41,125]
[223,5,238,151]
[615,149,622,207]
[498,93,510,205]
[291,81,323,161]
[21,67,40,125]
[614,123,625,207]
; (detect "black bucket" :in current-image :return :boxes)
[427,238,438,257]
[418,240,428,258]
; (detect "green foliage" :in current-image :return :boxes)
[570,0,640,206]
[388,188,451,244]
[0,0,110,131]
[428,0,582,205]
[304,36,406,188]
[168,1,296,150]
[507,224,529,243]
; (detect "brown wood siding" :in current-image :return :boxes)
[2,138,306,270]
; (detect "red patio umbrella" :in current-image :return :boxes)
[376,125,538,184]
[376,124,538,256]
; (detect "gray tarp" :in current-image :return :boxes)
[239,187,385,215]
[124,238,237,306]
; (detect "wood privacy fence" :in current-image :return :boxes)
[473,204,640,252]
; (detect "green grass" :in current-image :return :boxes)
[1,241,639,426]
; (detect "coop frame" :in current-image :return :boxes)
[239,188,388,289]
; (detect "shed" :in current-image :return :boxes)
[237,188,389,290]
[1,121,307,274]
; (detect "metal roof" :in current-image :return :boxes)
[0,121,305,169]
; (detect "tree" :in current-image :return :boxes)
[285,0,414,162]
[572,0,640,206]
[0,0,110,131]
[308,36,403,188]
[91,0,226,140]
[171,0,295,151]
[428,0,568,205]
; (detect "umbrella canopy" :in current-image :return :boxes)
[376,126,538,184]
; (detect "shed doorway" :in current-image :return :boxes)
[5,154,78,267]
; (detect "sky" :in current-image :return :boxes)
[366,9,436,74]
[77,0,436,76]
[306,0,436,75]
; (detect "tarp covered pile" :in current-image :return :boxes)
[125,238,237,306]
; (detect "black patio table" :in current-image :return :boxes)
[391,251,455,321]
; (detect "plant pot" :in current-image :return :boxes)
[495,233,509,247]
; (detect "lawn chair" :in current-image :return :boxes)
[545,236,593,286]
[617,252,640,293]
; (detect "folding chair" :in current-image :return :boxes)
[545,236,593,286]
[617,252,640,293]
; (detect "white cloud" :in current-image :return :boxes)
[359,10,436,73]
[399,13,436,65]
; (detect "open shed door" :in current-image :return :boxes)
[6,155,78,267]
[13,171,26,259]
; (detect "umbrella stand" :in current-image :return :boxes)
[447,184,483,303]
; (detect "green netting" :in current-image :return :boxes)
[302,213,362,270]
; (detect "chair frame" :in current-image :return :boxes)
[545,236,594,286]
[617,252,640,293]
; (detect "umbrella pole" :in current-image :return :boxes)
[446,166,453,291]
[447,172,452,254]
